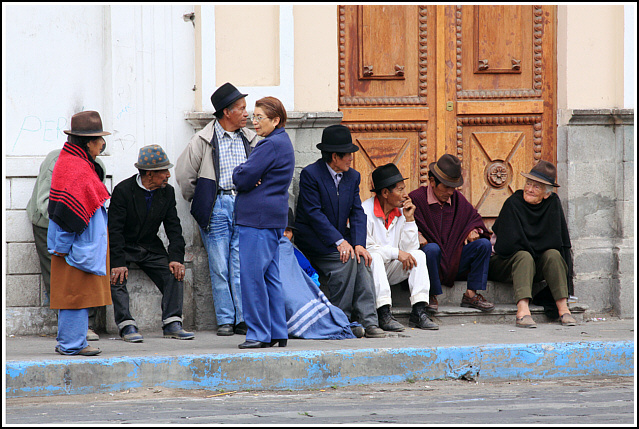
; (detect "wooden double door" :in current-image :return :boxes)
[339,5,557,228]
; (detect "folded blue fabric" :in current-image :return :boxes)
[279,237,356,340]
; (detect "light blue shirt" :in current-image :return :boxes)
[47,206,109,276]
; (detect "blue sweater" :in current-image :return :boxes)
[233,127,295,229]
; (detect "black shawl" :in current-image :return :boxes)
[493,190,574,296]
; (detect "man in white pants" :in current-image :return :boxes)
[362,163,438,331]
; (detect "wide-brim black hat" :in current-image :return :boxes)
[429,154,463,188]
[211,82,248,115]
[316,124,359,153]
[520,160,560,187]
[370,163,408,192]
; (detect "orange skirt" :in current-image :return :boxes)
[50,246,112,310]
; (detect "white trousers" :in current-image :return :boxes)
[370,249,430,309]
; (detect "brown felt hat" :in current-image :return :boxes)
[520,160,559,187]
[64,111,111,137]
[428,154,463,188]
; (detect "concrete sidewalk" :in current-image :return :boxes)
[5,319,635,398]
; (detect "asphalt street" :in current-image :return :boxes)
[4,377,635,425]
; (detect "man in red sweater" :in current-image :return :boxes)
[408,154,494,313]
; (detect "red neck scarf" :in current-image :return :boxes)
[48,142,110,234]
[374,196,401,230]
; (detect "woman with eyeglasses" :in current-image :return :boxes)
[232,96,295,348]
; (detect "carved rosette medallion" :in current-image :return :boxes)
[486,161,509,188]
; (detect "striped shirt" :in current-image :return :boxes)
[215,120,247,190]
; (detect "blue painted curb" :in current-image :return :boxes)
[6,341,634,398]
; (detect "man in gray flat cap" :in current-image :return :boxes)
[109,145,193,342]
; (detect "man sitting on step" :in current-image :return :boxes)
[409,154,495,314]
[362,163,438,331]
[488,160,576,328]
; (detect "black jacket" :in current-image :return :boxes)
[108,174,185,268]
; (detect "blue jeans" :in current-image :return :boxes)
[238,226,287,343]
[56,308,89,354]
[199,194,243,326]
[421,238,492,295]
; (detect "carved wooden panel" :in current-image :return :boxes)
[339,5,428,105]
[347,123,426,201]
[338,5,556,222]
[457,5,542,99]
[358,6,406,80]
[457,116,542,218]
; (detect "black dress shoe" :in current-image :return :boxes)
[234,321,247,335]
[269,339,287,347]
[238,340,269,349]
[217,324,235,336]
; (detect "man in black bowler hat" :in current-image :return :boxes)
[294,124,385,339]
[362,163,438,331]
[176,82,258,336]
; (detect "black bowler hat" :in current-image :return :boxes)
[429,154,463,188]
[316,124,359,153]
[210,82,248,115]
[370,163,408,192]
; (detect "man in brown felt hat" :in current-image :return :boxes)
[27,111,108,342]
[488,160,576,328]
[409,154,495,313]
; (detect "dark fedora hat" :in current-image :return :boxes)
[370,163,408,192]
[211,82,248,115]
[316,124,359,153]
[429,154,463,188]
[64,111,111,137]
[520,160,559,187]
[134,144,174,170]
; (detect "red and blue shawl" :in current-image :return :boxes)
[48,142,110,234]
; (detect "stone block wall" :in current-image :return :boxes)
[557,109,634,318]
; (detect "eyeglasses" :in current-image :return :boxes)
[251,115,268,123]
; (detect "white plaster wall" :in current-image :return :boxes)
[4,5,108,157]
[560,5,625,110]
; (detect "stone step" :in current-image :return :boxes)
[390,303,589,326]
[389,279,576,306]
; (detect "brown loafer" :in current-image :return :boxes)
[559,313,577,326]
[425,295,439,313]
[516,315,537,329]
[460,292,495,312]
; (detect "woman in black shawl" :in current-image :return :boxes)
[488,161,576,328]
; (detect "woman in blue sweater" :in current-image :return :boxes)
[232,97,295,348]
